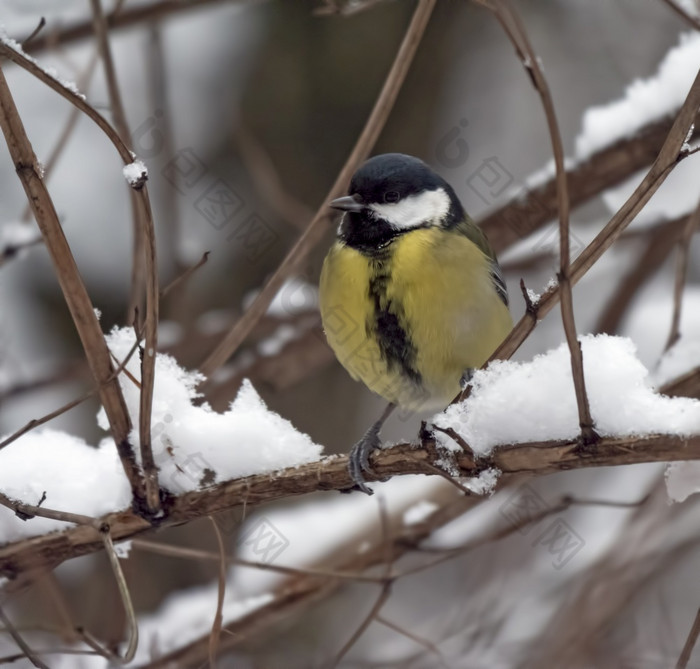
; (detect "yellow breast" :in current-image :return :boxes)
[319,227,512,410]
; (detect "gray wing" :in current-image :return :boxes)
[490,260,509,307]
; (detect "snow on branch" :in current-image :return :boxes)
[481,31,700,254]
[1,333,700,581]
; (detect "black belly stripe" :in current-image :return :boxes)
[367,257,422,385]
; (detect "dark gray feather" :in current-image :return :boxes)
[490,260,509,307]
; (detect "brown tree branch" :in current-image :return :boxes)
[159,251,210,300]
[131,538,383,583]
[329,499,394,667]
[659,0,700,31]
[89,0,145,321]
[19,52,100,223]
[23,0,245,56]
[479,0,598,445]
[0,63,147,507]
[662,365,700,399]
[375,615,449,668]
[207,517,226,669]
[198,0,437,376]
[2,429,700,583]
[1,24,165,518]
[331,582,392,667]
[134,487,487,668]
[596,216,687,334]
[463,67,700,384]
[89,0,161,515]
[233,124,315,231]
[176,100,700,383]
[518,477,675,667]
[165,98,700,407]
[0,492,99,528]
[0,327,142,451]
[132,185,162,515]
[127,479,666,668]
[146,24,186,282]
[0,605,49,669]
[0,41,132,163]
[100,530,138,663]
[677,607,700,669]
[480,112,700,255]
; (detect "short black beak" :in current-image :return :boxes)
[330,195,364,213]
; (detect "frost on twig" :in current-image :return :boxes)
[0,28,86,100]
[122,158,148,189]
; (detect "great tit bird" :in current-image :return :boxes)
[320,153,512,494]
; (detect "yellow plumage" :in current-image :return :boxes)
[320,226,512,411]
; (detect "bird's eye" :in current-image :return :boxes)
[384,191,400,204]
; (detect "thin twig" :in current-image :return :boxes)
[596,216,687,334]
[459,67,700,393]
[0,235,44,267]
[659,0,700,30]
[89,0,147,323]
[121,489,655,668]
[400,494,646,575]
[676,607,700,669]
[0,40,163,431]
[0,328,142,451]
[0,650,101,663]
[662,365,700,399]
[233,124,314,231]
[208,517,227,668]
[329,497,394,668]
[133,185,162,515]
[21,18,46,50]
[0,391,93,452]
[665,197,700,350]
[40,572,78,644]
[480,110,700,255]
[0,63,148,506]
[198,0,437,376]
[89,0,161,515]
[20,52,100,223]
[480,0,598,445]
[376,616,450,669]
[0,605,49,669]
[0,491,99,528]
[418,459,477,497]
[0,42,132,163]
[430,425,477,460]
[131,538,382,582]
[160,252,210,300]
[24,0,245,55]
[147,23,185,277]
[330,584,391,668]
[101,528,139,663]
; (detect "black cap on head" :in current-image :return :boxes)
[349,154,445,204]
[332,153,466,252]
[348,153,464,223]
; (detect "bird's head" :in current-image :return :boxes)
[330,153,465,252]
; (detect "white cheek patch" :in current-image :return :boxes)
[370,188,451,230]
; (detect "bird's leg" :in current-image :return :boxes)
[348,402,396,495]
[459,368,475,389]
